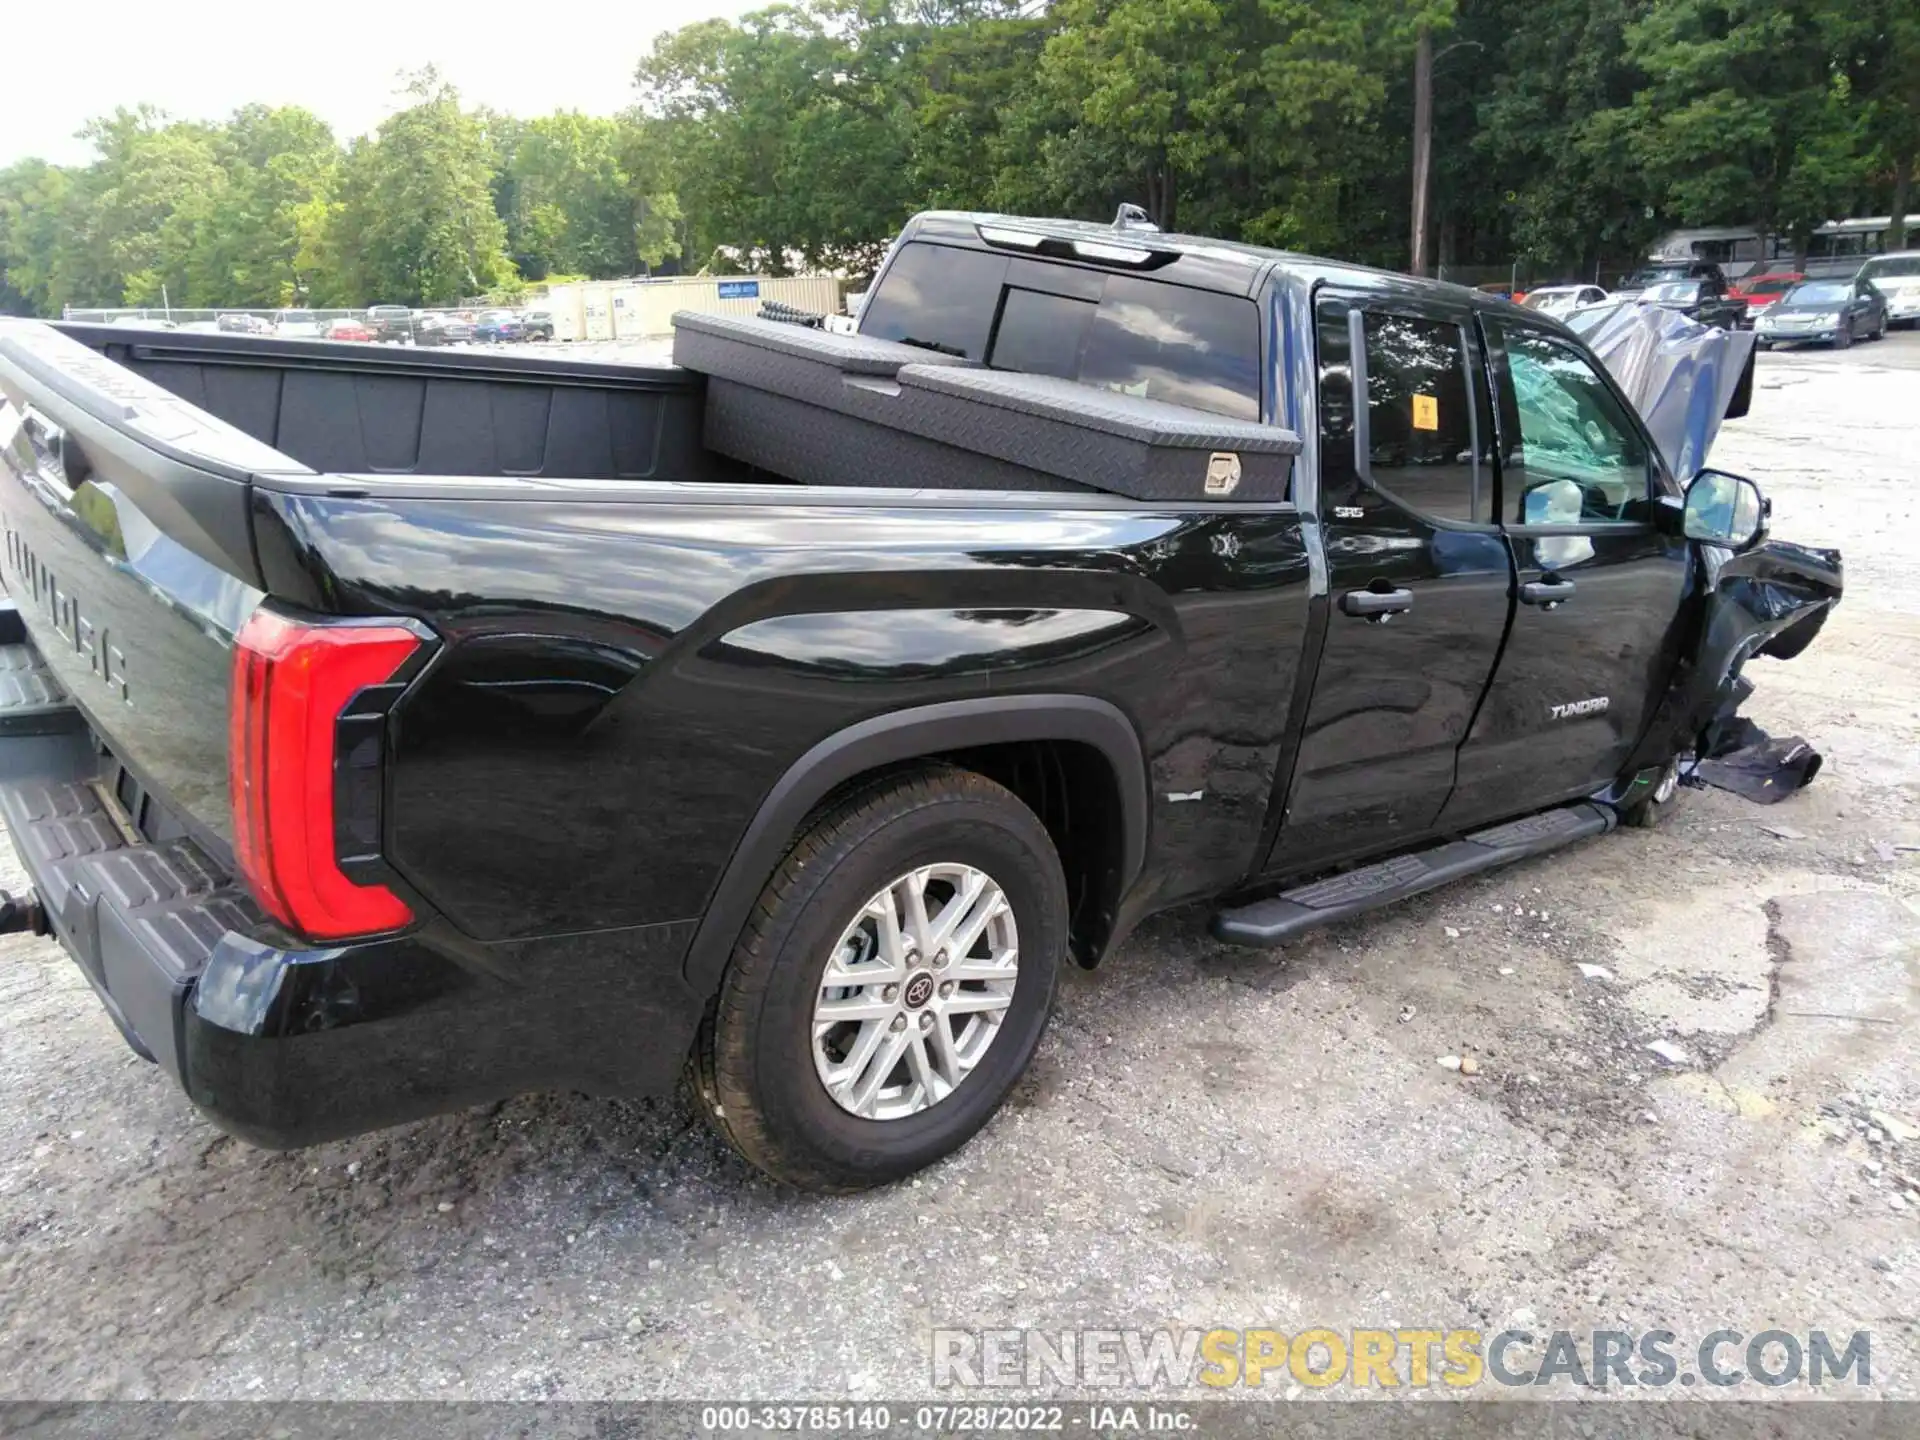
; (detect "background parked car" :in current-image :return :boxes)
[474,309,524,343]
[217,313,273,335]
[1855,251,1920,328]
[1755,277,1888,349]
[1636,274,1748,329]
[1615,260,1727,299]
[274,311,324,339]
[413,314,473,346]
[1728,270,1804,318]
[1520,284,1609,316]
[326,317,372,342]
[365,304,414,343]
[520,310,555,341]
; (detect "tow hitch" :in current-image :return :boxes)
[0,890,49,937]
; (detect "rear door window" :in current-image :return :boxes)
[859,243,1010,359]
[991,289,1096,380]
[1359,310,1481,523]
[1067,276,1260,418]
[863,241,1261,419]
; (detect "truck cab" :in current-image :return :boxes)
[858,214,1696,868]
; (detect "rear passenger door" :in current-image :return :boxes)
[1444,318,1690,826]
[1267,292,1512,870]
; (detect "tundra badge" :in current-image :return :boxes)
[1548,696,1610,721]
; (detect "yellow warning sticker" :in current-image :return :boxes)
[1412,394,1439,431]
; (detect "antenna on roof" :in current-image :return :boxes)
[1113,203,1160,233]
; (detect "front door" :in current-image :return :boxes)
[1442,316,1690,829]
[1267,292,1513,871]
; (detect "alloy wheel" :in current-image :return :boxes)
[811,863,1019,1121]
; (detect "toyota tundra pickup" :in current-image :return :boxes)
[0,211,1840,1192]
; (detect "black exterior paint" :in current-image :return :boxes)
[248,485,1313,942]
[0,217,1839,1151]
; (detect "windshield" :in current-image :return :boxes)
[1860,255,1920,281]
[1642,281,1701,303]
[1784,281,1849,305]
[1523,291,1578,313]
[1627,267,1687,287]
[1746,276,1798,296]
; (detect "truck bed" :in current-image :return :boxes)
[52,323,710,482]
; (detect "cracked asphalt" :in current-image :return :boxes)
[1,332,1917,1403]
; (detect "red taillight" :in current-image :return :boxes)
[229,609,423,940]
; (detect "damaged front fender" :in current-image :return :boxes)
[1629,537,1843,773]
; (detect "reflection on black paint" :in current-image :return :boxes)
[706,607,1154,681]
[255,488,1315,941]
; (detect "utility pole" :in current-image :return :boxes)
[1410,27,1433,278]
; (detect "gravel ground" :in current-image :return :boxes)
[1,332,1917,1403]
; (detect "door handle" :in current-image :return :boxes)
[1520,578,1575,609]
[1340,586,1414,620]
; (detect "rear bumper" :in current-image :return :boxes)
[0,635,704,1148]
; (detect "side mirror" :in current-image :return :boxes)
[1683,469,1767,551]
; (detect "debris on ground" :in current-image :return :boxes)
[1871,1110,1920,1144]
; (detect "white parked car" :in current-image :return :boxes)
[1520,284,1611,317]
[1856,251,1920,328]
[274,311,325,339]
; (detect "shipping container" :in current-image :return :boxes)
[581,283,616,342]
[539,285,586,342]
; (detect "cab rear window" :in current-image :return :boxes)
[862,241,1261,420]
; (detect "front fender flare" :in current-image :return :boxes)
[680,695,1149,995]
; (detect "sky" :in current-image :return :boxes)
[0,0,763,167]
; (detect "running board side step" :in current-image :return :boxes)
[1209,802,1616,948]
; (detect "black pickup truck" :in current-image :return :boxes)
[0,211,1840,1192]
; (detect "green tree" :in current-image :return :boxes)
[1473,0,1663,275]
[638,3,916,273]
[0,159,75,315]
[206,105,342,305]
[995,0,1447,256]
[1838,0,1920,246]
[499,111,681,278]
[329,71,516,304]
[62,108,228,306]
[1618,0,1868,261]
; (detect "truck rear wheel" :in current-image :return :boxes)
[693,766,1067,1192]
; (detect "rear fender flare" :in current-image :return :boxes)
[680,695,1148,995]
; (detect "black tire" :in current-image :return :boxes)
[1871,315,1887,341]
[1619,758,1684,829]
[1834,324,1853,350]
[693,766,1067,1192]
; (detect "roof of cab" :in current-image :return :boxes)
[899,210,1535,321]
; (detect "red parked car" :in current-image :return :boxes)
[1729,271,1805,316]
[325,317,373,342]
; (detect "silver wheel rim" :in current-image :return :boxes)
[811,863,1018,1121]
